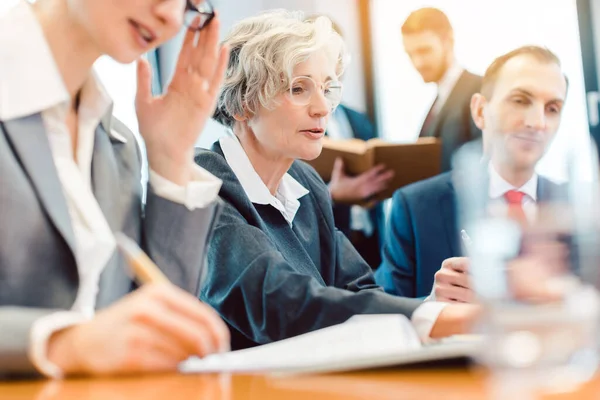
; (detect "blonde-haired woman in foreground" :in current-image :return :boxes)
[0,0,230,378]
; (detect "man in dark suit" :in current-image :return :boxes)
[327,104,392,269]
[402,7,482,171]
[375,45,569,299]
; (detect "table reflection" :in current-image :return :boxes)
[1,369,599,400]
[0,373,231,400]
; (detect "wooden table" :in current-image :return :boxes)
[2,369,600,400]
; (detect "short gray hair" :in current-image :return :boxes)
[213,10,347,128]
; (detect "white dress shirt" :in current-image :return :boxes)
[488,163,538,222]
[219,133,445,342]
[220,135,309,225]
[326,107,374,236]
[0,0,222,377]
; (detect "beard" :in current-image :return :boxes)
[430,51,452,83]
[419,59,451,84]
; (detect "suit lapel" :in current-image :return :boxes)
[536,176,566,202]
[91,123,133,308]
[2,115,76,255]
[439,178,461,256]
[537,177,548,202]
[427,71,470,138]
[338,106,374,141]
[90,124,120,231]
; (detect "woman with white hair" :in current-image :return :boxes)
[196,11,479,350]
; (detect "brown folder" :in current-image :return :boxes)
[306,137,442,201]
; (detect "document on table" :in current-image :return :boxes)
[179,314,479,375]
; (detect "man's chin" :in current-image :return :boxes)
[419,69,445,84]
[509,141,544,164]
[513,154,542,172]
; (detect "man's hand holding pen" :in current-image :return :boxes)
[433,257,474,303]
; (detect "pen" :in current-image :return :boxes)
[460,229,473,249]
[115,232,170,285]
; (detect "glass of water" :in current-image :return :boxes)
[452,141,600,398]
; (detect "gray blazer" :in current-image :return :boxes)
[0,113,221,377]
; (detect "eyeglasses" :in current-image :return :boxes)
[184,0,215,31]
[287,76,343,111]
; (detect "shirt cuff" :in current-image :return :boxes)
[149,165,222,211]
[410,301,449,343]
[29,311,89,378]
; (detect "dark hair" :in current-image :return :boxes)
[401,7,453,38]
[481,46,568,98]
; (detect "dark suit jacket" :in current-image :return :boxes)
[195,144,422,350]
[374,171,565,298]
[0,115,221,377]
[330,105,384,250]
[420,71,482,172]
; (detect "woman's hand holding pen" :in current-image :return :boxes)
[46,235,230,376]
[47,283,230,376]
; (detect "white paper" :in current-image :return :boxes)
[179,314,421,374]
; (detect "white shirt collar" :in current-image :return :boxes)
[488,162,538,202]
[0,0,125,143]
[219,135,309,225]
[435,60,464,110]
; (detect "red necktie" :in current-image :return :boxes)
[504,190,527,225]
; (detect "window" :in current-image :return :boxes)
[0,0,19,13]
